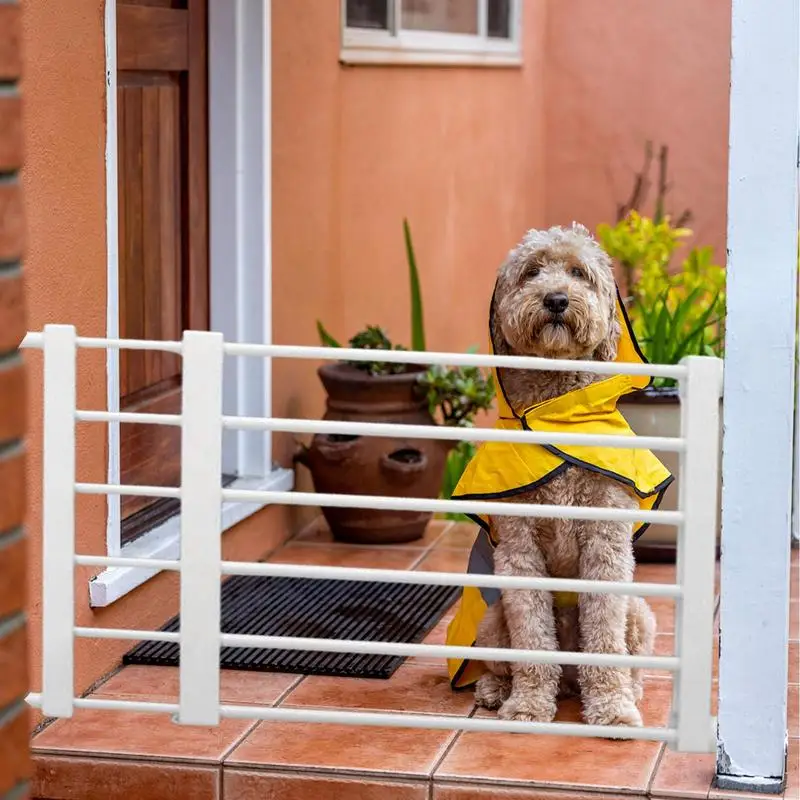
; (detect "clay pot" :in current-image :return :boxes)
[295,363,450,545]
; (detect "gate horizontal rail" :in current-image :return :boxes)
[22,325,723,753]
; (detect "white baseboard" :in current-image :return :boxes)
[88,469,295,608]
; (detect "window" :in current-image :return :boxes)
[341,0,521,66]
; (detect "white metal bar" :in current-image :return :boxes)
[223,342,687,379]
[21,331,691,380]
[72,483,683,524]
[673,357,723,753]
[41,325,77,718]
[76,554,181,571]
[76,410,182,426]
[71,410,687,451]
[23,331,689,378]
[222,415,686,452]
[178,331,224,726]
[74,627,180,643]
[221,488,684,526]
[74,336,184,353]
[23,693,678,742]
[73,553,682,597]
[717,0,797,788]
[213,633,678,670]
[68,625,679,669]
[75,483,181,499]
[221,704,675,741]
[219,561,682,598]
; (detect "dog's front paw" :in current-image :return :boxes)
[498,690,557,723]
[475,673,511,710]
[583,692,643,728]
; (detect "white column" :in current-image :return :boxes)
[209,0,272,477]
[717,0,798,791]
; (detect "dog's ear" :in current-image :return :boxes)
[489,288,510,356]
[593,302,621,362]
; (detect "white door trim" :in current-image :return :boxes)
[97,0,291,606]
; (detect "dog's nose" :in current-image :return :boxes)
[543,292,569,314]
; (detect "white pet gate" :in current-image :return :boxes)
[22,324,723,753]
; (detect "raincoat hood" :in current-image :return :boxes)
[445,286,674,690]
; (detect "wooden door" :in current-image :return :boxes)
[116,0,208,541]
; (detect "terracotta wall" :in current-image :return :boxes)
[0,0,31,793]
[543,0,731,260]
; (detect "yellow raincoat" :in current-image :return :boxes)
[446,289,674,689]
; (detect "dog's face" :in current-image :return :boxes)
[493,223,620,361]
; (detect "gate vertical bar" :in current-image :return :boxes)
[673,356,723,753]
[41,325,77,718]
[178,331,224,725]
[718,0,799,789]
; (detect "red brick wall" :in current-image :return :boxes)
[0,0,30,796]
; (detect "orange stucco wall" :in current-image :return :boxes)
[21,0,731,698]
[543,0,731,260]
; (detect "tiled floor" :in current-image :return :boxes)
[30,521,798,800]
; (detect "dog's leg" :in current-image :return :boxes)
[626,595,656,703]
[493,519,560,723]
[556,605,581,698]
[577,519,643,728]
[474,602,512,710]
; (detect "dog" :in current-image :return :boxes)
[470,223,657,728]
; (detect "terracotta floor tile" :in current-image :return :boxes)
[268,542,425,570]
[635,563,677,585]
[415,547,471,574]
[32,709,254,764]
[786,737,799,800]
[33,755,220,800]
[434,786,631,800]
[225,769,428,799]
[294,516,451,549]
[650,596,676,634]
[791,601,799,641]
[282,661,475,716]
[435,522,480,550]
[226,720,455,778]
[791,642,799,684]
[650,747,715,798]
[790,684,799,738]
[93,665,300,706]
[436,680,671,791]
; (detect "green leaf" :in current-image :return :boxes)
[404,218,426,353]
[317,320,341,348]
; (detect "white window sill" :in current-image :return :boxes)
[340,47,522,67]
[88,469,295,608]
[340,28,522,68]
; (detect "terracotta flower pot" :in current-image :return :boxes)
[296,363,450,545]
[619,386,722,563]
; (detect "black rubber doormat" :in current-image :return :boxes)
[122,574,460,680]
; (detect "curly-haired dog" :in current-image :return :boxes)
[445,223,671,728]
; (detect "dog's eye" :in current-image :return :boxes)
[526,265,540,279]
[570,266,586,280]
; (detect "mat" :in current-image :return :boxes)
[122,573,460,679]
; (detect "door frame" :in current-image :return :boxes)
[95,0,292,607]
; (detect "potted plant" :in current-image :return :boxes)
[597,209,726,562]
[295,220,494,544]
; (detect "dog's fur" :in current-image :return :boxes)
[474,223,656,728]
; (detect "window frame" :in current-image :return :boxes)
[340,0,523,67]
